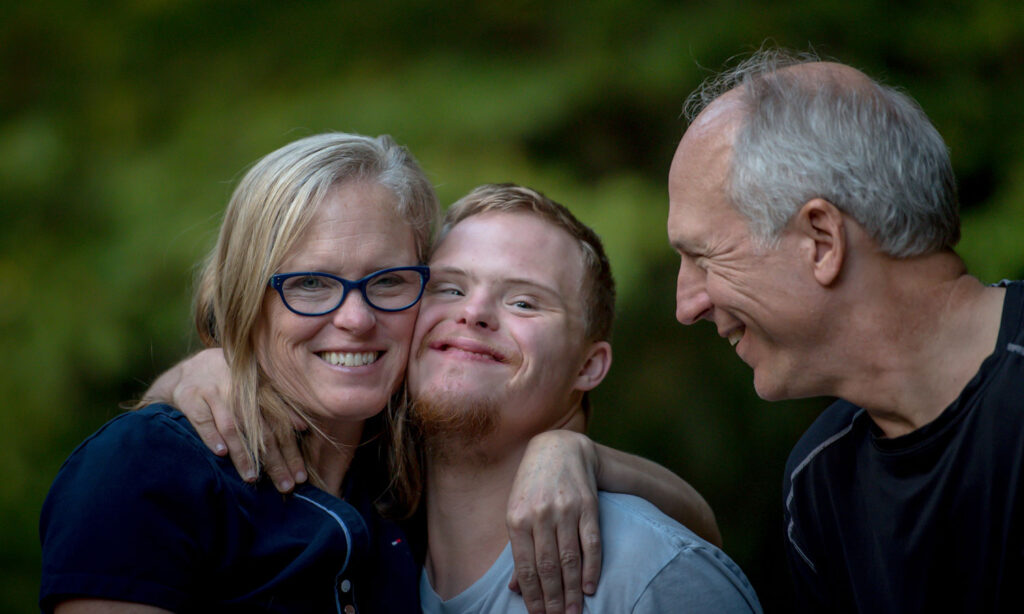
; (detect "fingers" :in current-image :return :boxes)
[176,382,255,482]
[554,517,584,614]
[578,504,602,596]
[508,504,588,614]
[263,427,308,493]
[212,399,256,482]
[507,522,547,614]
[280,429,308,487]
[532,522,567,614]
[166,348,313,489]
[168,348,256,479]
[175,384,227,457]
[283,412,309,485]
[261,434,295,493]
[506,430,603,613]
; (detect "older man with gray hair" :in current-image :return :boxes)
[668,49,1024,612]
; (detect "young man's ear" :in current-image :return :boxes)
[575,341,612,392]
[796,198,846,287]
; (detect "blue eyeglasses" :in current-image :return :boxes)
[268,266,430,316]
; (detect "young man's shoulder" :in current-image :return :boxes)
[598,492,708,547]
[595,492,762,613]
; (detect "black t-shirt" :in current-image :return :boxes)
[783,280,1024,613]
[40,404,420,612]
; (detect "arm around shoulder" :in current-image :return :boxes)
[593,440,722,547]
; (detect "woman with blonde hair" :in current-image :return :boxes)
[41,132,436,611]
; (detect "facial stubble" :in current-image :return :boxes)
[410,386,501,467]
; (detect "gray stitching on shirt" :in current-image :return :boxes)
[295,493,354,573]
[784,409,865,574]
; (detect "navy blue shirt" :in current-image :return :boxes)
[40,404,419,612]
[783,281,1024,612]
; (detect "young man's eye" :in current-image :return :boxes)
[429,283,463,296]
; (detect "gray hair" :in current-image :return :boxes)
[684,49,960,257]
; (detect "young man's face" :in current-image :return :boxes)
[407,211,608,454]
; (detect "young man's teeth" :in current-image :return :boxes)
[728,330,743,347]
[319,351,379,367]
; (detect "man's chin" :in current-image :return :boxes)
[410,391,500,464]
[752,368,794,402]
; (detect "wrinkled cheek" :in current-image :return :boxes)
[254,324,313,400]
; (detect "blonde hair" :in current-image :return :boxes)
[388,183,615,517]
[441,183,615,342]
[194,133,438,487]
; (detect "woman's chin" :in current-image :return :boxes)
[316,392,389,423]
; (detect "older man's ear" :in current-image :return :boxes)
[797,198,847,287]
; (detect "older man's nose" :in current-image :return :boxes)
[675,263,712,325]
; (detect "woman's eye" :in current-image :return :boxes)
[299,276,325,290]
[370,274,402,288]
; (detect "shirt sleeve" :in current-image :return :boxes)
[40,407,226,612]
[632,545,764,614]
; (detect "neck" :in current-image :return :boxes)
[417,398,587,599]
[422,442,525,600]
[828,251,1004,436]
[305,419,365,497]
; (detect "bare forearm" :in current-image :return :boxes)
[594,443,722,547]
[56,599,173,614]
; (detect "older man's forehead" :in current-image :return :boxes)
[670,97,741,203]
[688,86,747,136]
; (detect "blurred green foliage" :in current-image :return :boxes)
[4,1,1023,611]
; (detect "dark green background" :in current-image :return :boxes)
[4,1,1023,611]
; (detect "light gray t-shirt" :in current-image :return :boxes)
[420,492,762,613]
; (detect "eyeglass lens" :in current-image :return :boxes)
[280,269,424,314]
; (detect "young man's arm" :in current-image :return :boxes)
[506,430,721,614]
[141,348,306,491]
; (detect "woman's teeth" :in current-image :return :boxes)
[318,351,379,367]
